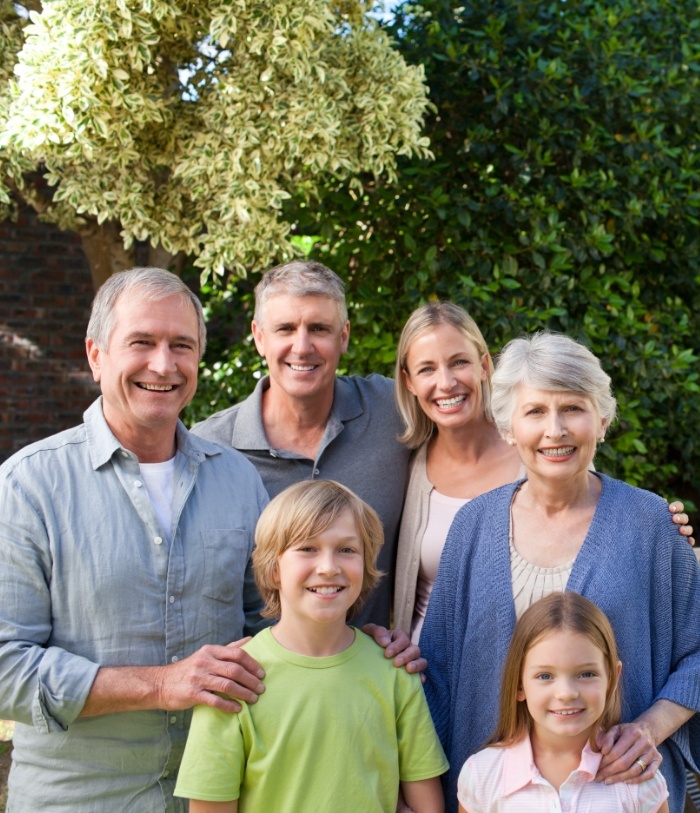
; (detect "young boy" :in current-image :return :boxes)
[174,480,447,813]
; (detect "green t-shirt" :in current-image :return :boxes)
[175,628,448,811]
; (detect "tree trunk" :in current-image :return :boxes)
[78,220,135,291]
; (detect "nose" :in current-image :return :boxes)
[545,411,565,438]
[555,677,580,701]
[292,328,312,355]
[148,343,177,376]
[436,364,456,391]
[316,550,340,576]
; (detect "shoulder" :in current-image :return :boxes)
[634,769,669,809]
[450,480,520,531]
[191,399,245,441]
[457,747,506,807]
[0,423,88,483]
[336,373,394,405]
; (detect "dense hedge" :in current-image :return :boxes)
[186,0,700,505]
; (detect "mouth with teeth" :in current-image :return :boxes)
[136,383,176,392]
[308,586,345,595]
[435,395,467,409]
[550,709,584,716]
[288,363,317,372]
[539,446,575,458]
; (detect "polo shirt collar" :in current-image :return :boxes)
[231,374,364,452]
[501,735,601,796]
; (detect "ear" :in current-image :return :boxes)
[251,320,266,358]
[598,417,609,442]
[86,338,102,383]
[339,320,350,354]
[613,659,622,687]
[402,366,417,397]
[516,685,525,702]
[480,353,490,381]
[271,561,281,587]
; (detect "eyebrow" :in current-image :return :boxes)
[527,662,602,670]
[124,331,197,345]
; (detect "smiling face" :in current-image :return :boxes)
[274,508,364,634]
[86,291,199,461]
[252,294,350,405]
[518,628,615,749]
[506,385,606,481]
[402,323,490,432]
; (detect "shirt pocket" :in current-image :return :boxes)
[201,528,250,604]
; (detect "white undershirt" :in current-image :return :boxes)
[139,455,178,545]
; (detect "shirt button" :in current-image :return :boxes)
[169,596,175,604]
[313,468,320,475]
[134,480,142,488]
[162,771,169,778]
[170,715,177,724]
[171,656,178,663]
[154,537,163,545]
[121,451,129,458]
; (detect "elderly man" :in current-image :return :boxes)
[0,268,269,812]
[193,261,412,628]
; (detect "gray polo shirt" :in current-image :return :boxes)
[192,374,411,626]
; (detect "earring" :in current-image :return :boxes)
[508,439,516,446]
[598,436,605,444]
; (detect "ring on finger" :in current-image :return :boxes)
[636,759,646,772]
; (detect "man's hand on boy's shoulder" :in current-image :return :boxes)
[362,624,427,675]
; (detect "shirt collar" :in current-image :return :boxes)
[502,736,602,796]
[84,397,223,469]
[231,375,364,452]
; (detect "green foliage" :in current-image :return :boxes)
[190,0,700,505]
[0,0,430,276]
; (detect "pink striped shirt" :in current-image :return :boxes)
[457,735,668,812]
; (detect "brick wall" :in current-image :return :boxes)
[0,206,99,463]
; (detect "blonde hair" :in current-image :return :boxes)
[491,331,617,438]
[488,592,621,749]
[395,301,493,449]
[253,480,384,619]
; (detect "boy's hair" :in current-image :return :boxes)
[488,592,621,749]
[253,480,384,619]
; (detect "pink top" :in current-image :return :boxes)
[457,735,668,813]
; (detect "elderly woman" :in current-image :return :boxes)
[421,332,700,813]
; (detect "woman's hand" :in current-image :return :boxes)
[595,720,662,784]
[668,500,695,546]
[595,698,695,784]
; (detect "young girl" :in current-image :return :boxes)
[457,592,669,813]
[174,480,447,813]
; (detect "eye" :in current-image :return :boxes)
[340,546,360,555]
[535,672,553,681]
[580,671,598,679]
[416,366,434,375]
[453,358,471,367]
[526,407,544,416]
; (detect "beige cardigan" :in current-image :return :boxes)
[392,443,527,633]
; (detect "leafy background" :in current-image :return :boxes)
[186,0,700,510]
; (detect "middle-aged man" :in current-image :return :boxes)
[0,268,270,812]
[193,261,412,627]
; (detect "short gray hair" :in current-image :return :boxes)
[254,260,348,325]
[395,301,494,449]
[491,331,617,436]
[86,267,207,359]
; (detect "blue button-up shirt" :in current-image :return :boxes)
[0,399,268,811]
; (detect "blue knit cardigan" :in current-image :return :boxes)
[421,474,700,813]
